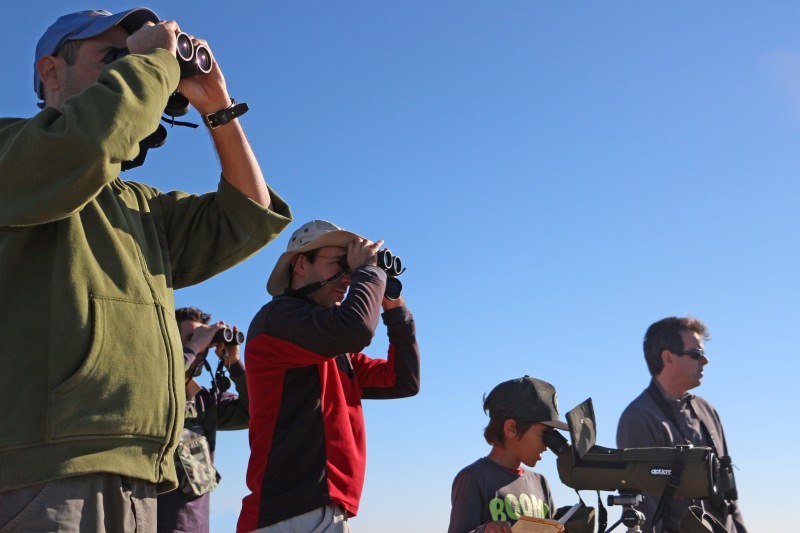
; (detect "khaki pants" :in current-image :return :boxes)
[0,473,156,533]
[251,504,351,533]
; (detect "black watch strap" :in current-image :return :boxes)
[202,99,249,129]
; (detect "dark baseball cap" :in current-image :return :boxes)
[484,376,568,430]
[34,7,160,99]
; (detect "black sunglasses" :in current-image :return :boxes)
[674,348,706,361]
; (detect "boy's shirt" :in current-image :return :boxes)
[448,457,555,533]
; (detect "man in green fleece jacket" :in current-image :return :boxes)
[0,7,292,532]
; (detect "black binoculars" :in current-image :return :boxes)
[376,249,405,300]
[211,326,245,346]
[377,249,405,277]
[105,32,211,80]
[714,455,739,502]
[333,248,406,300]
[164,33,213,117]
[120,32,213,171]
[175,32,212,78]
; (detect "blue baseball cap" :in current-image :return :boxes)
[34,7,160,99]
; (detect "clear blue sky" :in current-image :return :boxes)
[6,2,798,531]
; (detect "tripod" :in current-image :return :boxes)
[605,492,646,533]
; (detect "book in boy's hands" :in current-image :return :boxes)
[554,501,584,524]
[510,516,565,533]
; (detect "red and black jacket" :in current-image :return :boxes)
[237,266,420,532]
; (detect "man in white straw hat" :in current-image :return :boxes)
[238,220,420,533]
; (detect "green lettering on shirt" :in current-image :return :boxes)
[505,494,521,520]
[489,498,507,522]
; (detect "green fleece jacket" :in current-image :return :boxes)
[0,49,291,493]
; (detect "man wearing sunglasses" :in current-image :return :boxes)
[616,317,747,532]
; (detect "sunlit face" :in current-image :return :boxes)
[507,422,551,468]
[47,25,129,110]
[296,246,351,308]
[670,329,709,392]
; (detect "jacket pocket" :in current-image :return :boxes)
[48,296,176,439]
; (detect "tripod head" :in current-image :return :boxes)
[605,493,645,533]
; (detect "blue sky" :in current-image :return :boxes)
[6,2,799,531]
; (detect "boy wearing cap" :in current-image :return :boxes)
[237,220,420,533]
[0,7,290,532]
[448,376,567,533]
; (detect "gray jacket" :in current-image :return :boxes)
[617,381,747,532]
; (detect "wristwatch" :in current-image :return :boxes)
[202,99,249,129]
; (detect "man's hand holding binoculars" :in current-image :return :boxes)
[186,322,238,366]
[173,34,230,117]
[125,20,179,57]
[345,238,382,269]
[345,238,407,309]
[215,327,241,368]
[125,20,229,116]
[119,16,270,208]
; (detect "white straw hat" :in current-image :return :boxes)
[266,220,364,296]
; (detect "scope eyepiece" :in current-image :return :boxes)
[544,429,570,456]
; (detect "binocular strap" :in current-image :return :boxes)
[285,270,348,299]
[645,381,720,456]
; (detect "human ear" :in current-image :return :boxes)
[36,56,61,96]
[503,419,517,438]
[291,254,307,278]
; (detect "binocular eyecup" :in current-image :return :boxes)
[211,326,244,346]
[163,33,213,118]
[377,249,405,300]
[176,32,213,78]
[377,249,405,277]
